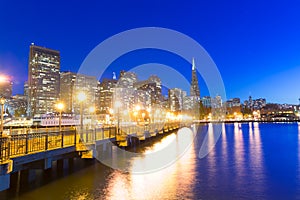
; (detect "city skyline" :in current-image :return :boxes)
[0,43,300,106]
[0,44,299,106]
[1,1,300,104]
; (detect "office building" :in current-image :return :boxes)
[99,78,117,113]
[168,88,186,112]
[60,72,99,113]
[190,58,200,98]
[201,96,212,108]
[27,44,60,116]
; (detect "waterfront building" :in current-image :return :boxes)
[261,109,298,121]
[24,81,29,98]
[183,95,200,119]
[210,95,225,120]
[114,71,137,110]
[201,96,212,108]
[27,44,60,117]
[60,72,99,113]
[188,58,201,119]
[134,76,162,107]
[132,89,150,110]
[253,98,266,110]
[225,98,242,117]
[168,88,186,112]
[60,72,76,113]
[249,96,253,109]
[243,100,249,108]
[244,97,266,110]
[160,95,169,111]
[211,95,223,108]
[117,71,137,88]
[95,81,101,112]
[99,78,117,113]
[119,70,126,79]
[190,58,200,99]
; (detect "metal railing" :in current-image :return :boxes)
[0,137,9,163]
[0,127,116,163]
[0,122,182,163]
[118,122,179,137]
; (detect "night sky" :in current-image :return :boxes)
[0,0,300,104]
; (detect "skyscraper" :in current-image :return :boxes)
[134,75,162,107]
[168,88,186,112]
[190,58,200,98]
[60,72,99,113]
[114,71,137,111]
[27,44,60,116]
[99,78,117,113]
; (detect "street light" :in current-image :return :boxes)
[147,107,152,123]
[135,105,141,111]
[56,102,64,131]
[115,101,121,134]
[89,106,95,113]
[133,111,138,122]
[77,92,87,129]
[89,106,95,128]
[0,75,8,83]
[0,97,5,137]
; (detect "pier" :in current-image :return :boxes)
[0,122,181,191]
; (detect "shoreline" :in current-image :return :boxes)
[3,119,300,130]
[196,119,300,124]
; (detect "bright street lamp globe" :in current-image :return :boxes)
[77,92,87,102]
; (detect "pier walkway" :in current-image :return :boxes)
[0,122,181,191]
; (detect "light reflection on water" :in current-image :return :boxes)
[233,122,245,186]
[104,128,196,200]
[3,123,300,199]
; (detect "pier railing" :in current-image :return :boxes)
[0,127,116,163]
[0,122,183,163]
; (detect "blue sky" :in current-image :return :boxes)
[0,0,300,104]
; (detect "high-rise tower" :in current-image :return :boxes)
[27,44,60,116]
[60,72,99,113]
[190,58,200,98]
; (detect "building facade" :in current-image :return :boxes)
[60,72,99,113]
[134,76,162,108]
[99,78,117,113]
[190,58,200,98]
[27,44,60,117]
[201,96,212,108]
[168,88,186,112]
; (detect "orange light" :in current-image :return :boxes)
[89,106,95,113]
[77,92,87,102]
[135,105,141,111]
[56,102,64,110]
[0,75,8,83]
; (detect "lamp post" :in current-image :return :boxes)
[133,111,138,123]
[77,92,87,129]
[147,107,151,123]
[89,106,95,128]
[56,102,64,131]
[109,108,114,125]
[134,104,141,124]
[0,97,5,137]
[115,101,121,135]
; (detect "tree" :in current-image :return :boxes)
[14,107,27,117]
